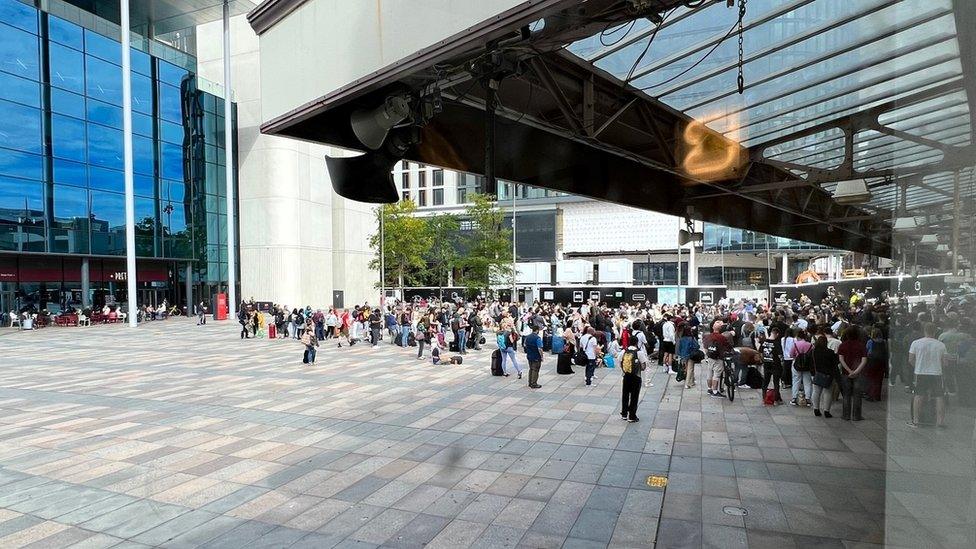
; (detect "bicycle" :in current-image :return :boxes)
[719,354,736,402]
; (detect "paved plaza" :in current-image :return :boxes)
[0,320,971,548]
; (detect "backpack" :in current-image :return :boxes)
[496,332,508,350]
[620,350,639,374]
[763,388,777,406]
[793,351,812,372]
[705,335,723,360]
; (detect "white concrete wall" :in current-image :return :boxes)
[259,0,525,121]
[196,16,379,309]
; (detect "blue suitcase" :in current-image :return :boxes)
[551,335,565,354]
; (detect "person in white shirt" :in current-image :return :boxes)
[661,315,676,372]
[908,322,947,427]
[580,327,599,386]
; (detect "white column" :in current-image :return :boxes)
[121,0,137,327]
[223,0,237,319]
[80,257,90,309]
[781,253,789,284]
[688,243,697,286]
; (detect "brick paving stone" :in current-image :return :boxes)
[0,321,940,548]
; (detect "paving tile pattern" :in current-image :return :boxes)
[0,321,969,547]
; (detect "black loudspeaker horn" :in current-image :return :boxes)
[325,149,400,203]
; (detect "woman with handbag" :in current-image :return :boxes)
[810,334,840,417]
[416,318,429,360]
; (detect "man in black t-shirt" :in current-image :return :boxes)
[369,309,382,347]
[760,327,784,403]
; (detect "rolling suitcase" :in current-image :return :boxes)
[408,332,417,347]
[542,335,552,352]
[467,333,477,349]
[268,324,276,339]
[450,340,460,352]
[491,349,504,376]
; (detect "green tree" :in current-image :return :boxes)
[425,213,461,293]
[459,193,512,293]
[369,200,431,293]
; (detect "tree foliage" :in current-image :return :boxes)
[368,200,431,289]
[459,193,513,292]
[425,213,461,289]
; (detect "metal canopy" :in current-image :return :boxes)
[253,0,976,266]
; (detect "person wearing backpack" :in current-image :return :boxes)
[810,334,840,417]
[703,321,732,397]
[617,343,645,422]
[789,331,813,406]
[864,328,888,401]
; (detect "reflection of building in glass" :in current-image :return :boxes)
[0,0,235,313]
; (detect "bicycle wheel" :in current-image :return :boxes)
[727,376,735,402]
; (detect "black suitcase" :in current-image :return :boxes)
[467,334,477,349]
[408,332,417,347]
[450,340,460,352]
[491,349,504,376]
[542,335,552,352]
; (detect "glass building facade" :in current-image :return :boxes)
[0,0,237,314]
[702,223,831,253]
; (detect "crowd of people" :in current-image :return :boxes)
[234,287,973,428]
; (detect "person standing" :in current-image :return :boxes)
[469,309,483,351]
[416,317,429,360]
[908,322,947,427]
[399,307,412,347]
[810,335,840,418]
[677,325,700,390]
[580,327,599,386]
[369,308,382,347]
[760,327,784,404]
[789,331,813,406]
[197,301,207,325]
[703,321,732,397]
[661,314,676,372]
[523,324,543,389]
[864,328,888,401]
[498,327,523,379]
[457,308,470,354]
[301,319,319,364]
[837,325,867,421]
[617,343,644,422]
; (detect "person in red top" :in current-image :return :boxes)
[837,325,868,421]
[703,320,733,397]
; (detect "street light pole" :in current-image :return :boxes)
[380,206,385,308]
[512,183,517,303]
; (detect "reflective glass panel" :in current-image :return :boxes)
[0,100,42,154]
[0,175,44,252]
[0,70,40,107]
[160,142,184,180]
[89,190,124,255]
[158,83,183,122]
[133,135,154,176]
[134,174,154,198]
[51,114,86,162]
[51,88,85,119]
[49,43,85,93]
[85,56,123,106]
[0,23,39,81]
[52,184,89,254]
[48,16,83,50]
[158,60,188,87]
[132,112,153,137]
[53,158,87,187]
[0,148,41,180]
[0,0,38,34]
[86,123,123,170]
[88,166,124,193]
[132,72,152,114]
[86,98,122,128]
[84,29,120,64]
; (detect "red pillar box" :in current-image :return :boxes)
[216,293,228,320]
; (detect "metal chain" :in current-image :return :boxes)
[737,0,746,94]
